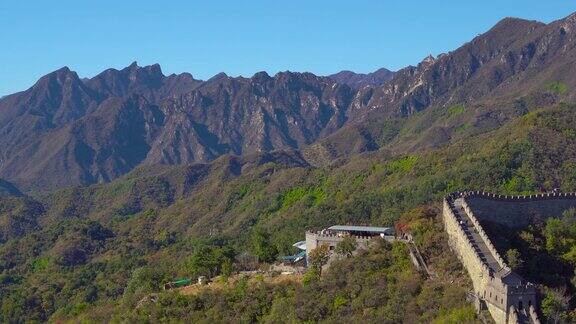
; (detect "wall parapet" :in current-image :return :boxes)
[453,190,576,202]
[529,305,541,324]
[461,200,510,272]
[443,198,491,275]
[508,306,519,324]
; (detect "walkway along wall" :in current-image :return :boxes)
[442,192,544,324]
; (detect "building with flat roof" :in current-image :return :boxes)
[304,225,395,266]
[327,225,394,236]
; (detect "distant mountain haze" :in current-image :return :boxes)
[1,13,576,192]
[328,68,395,89]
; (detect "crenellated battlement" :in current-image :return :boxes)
[441,191,559,324]
[461,199,509,273]
[450,190,576,201]
[443,199,492,275]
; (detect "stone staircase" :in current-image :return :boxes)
[453,198,503,272]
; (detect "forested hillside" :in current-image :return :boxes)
[2,99,576,321]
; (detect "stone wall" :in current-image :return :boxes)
[488,303,509,324]
[529,305,541,324]
[461,199,510,272]
[507,306,519,324]
[462,191,576,228]
[443,191,541,324]
[442,198,491,292]
[305,231,373,265]
[443,196,507,321]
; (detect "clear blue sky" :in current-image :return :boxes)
[1,1,575,96]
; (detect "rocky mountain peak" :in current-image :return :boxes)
[2,12,576,192]
[32,66,80,90]
[126,62,163,79]
[487,17,545,38]
[21,66,97,126]
[328,67,395,89]
[419,55,436,68]
[423,54,435,63]
[251,71,272,83]
[206,72,229,83]
[85,62,180,101]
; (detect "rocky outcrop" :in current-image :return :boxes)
[0,65,354,191]
[3,12,576,191]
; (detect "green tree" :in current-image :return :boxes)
[505,248,523,271]
[335,236,358,258]
[544,209,576,263]
[545,218,565,252]
[541,289,570,323]
[188,246,213,277]
[301,267,320,286]
[251,229,278,263]
[122,267,167,307]
[309,244,330,274]
[186,246,228,277]
[221,258,233,278]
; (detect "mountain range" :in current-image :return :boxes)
[1,13,576,192]
[2,11,576,323]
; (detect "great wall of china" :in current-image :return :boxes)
[443,191,576,324]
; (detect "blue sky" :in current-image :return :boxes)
[1,1,575,96]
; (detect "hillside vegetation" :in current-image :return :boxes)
[2,98,576,321]
[122,227,477,323]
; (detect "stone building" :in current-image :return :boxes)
[305,225,395,265]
